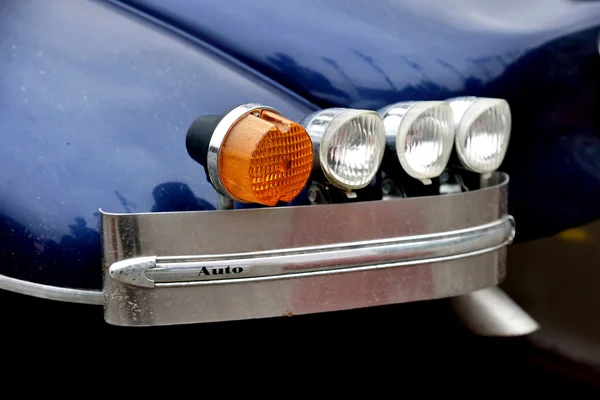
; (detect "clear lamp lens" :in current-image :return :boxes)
[302,108,386,190]
[449,97,511,173]
[379,101,455,182]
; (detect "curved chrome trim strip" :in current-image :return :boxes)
[158,239,511,288]
[0,274,103,305]
[207,103,279,197]
[163,214,513,259]
[131,216,513,287]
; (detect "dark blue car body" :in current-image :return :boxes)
[1,0,599,292]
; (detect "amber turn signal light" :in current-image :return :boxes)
[186,104,314,206]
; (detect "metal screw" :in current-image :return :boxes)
[217,195,234,210]
[439,171,449,184]
[382,179,394,195]
[308,187,321,204]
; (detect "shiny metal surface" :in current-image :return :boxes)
[0,273,103,305]
[207,103,279,197]
[448,169,535,337]
[102,172,510,326]
[109,256,156,288]
[379,102,417,146]
[451,286,540,336]
[109,216,513,287]
[299,108,344,172]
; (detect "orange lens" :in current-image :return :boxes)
[218,110,313,206]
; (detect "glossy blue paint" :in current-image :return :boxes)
[120,0,600,107]
[0,0,599,291]
[0,0,314,289]
[120,0,600,241]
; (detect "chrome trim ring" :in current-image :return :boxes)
[207,103,280,197]
[302,108,385,190]
[447,97,511,174]
[378,101,454,183]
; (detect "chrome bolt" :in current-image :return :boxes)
[382,179,394,195]
[308,188,321,204]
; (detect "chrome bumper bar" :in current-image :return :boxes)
[101,172,513,327]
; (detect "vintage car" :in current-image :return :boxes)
[1,0,599,382]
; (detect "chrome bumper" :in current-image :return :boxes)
[101,172,513,327]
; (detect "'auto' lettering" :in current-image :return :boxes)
[198,266,244,276]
